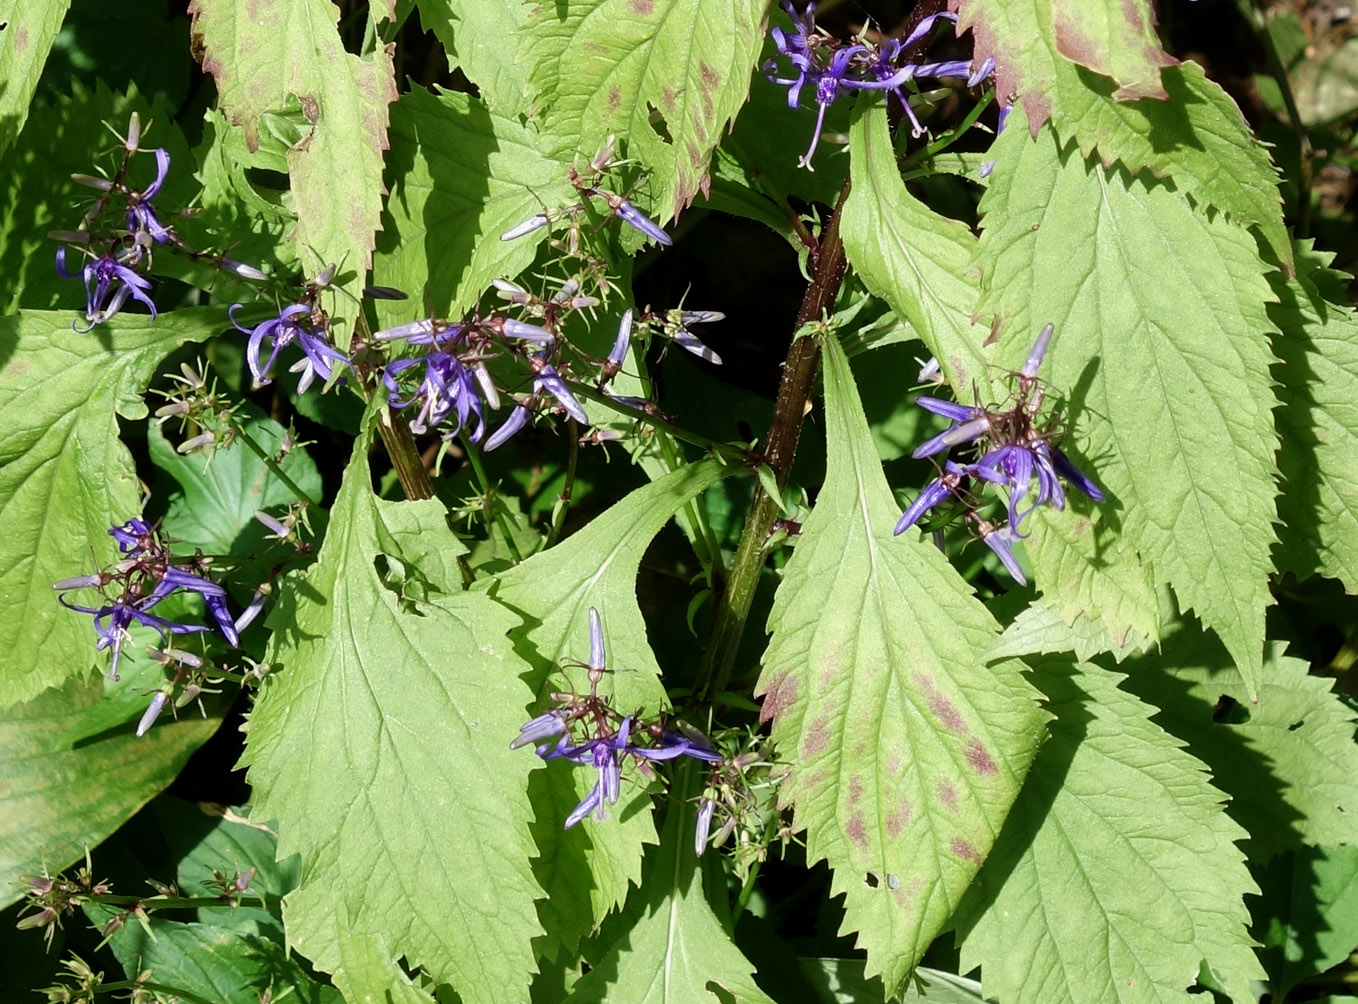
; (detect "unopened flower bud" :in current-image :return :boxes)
[136,691,170,737]
[177,431,216,454]
[500,214,550,241]
[70,173,113,191]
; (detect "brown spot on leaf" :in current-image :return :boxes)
[697,61,720,120]
[951,837,983,864]
[660,84,678,113]
[608,84,622,112]
[631,0,654,12]
[848,775,863,806]
[803,715,830,757]
[937,781,958,813]
[886,753,904,777]
[758,669,798,724]
[845,812,867,850]
[886,800,912,838]
[299,95,320,124]
[966,740,997,775]
[914,674,966,734]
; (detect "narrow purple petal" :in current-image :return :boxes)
[614,200,672,246]
[535,366,589,423]
[894,478,953,535]
[588,607,606,670]
[982,527,1027,585]
[1022,323,1055,378]
[915,396,981,422]
[1050,446,1106,502]
[484,406,530,451]
[608,310,633,368]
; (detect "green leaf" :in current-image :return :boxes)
[987,596,1155,664]
[187,0,396,304]
[566,771,773,1004]
[523,0,768,218]
[957,0,1173,127]
[0,307,228,705]
[483,459,734,958]
[1118,628,1358,858]
[956,659,1264,1004]
[414,0,530,117]
[0,81,195,314]
[0,662,222,910]
[799,959,987,1003]
[758,335,1047,993]
[841,97,988,392]
[1270,241,1358,591]
[0,1,71,158]
[372,86,576,329]
[102,920,341,1004]
[240,430,543,1004]
[148,411,321,555]
[1256,844,1358,997]
[1022,505,1163,651]
[1045,63,1290,274]
[975,108,1279,695]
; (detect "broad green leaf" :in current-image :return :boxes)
[0,1,71,158]
[101,920,341,1004]
[1119,630,1358,858]
[1269,241,1358,591]
[415,0,530,117]
[1256,844,1358,997]
[955,0,1173,128]
[373,86,575,329]
[187,0,396,306]
[841,97,988,392]
[954,0,1289,271]
[241,430,543,1004]
[1023,505,1163,651]
[523,0,768,218]
[758,335,1047,993]
[1042,63,1290,273]
[0,307,228,706]
[483,459,734,958]
[0,662,221,910]
[149,412,321,555]
[0,82,195,314]
[566,773,773,1004]
[975,108,1278,695]
[332,932,435,1004]
[957,659,1264,1004]
[987,596,1154,664]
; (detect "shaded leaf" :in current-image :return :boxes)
[1255,844,1358,998]
[0,661,221,910]
[0,307,228,705]
[373,86,575,329]
[757,334,1047,993]
[1270,240,1358,591]
[974,108,1278,695]
[241,429,543,1004]
[957,659,1264,1003]
[1119,629,1358,858]
[566,771,773,1004]
[149,410,321,555]
[0,0,72,157]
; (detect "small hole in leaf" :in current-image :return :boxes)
[864,872,880,888]
[1288,720,1305,732]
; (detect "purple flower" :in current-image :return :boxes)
[614,200,672,246]
[153,567,239,647]
[126,148,172,243]
[510,710,571,751]
[911,397,991,459]
[57,246,157,331]
[383,350,486,441]
[231,303,351,392]
[109,518,154,556]
[894,461,968,534]
[980,524,1026,585]
[57,592,207,682]
[695,798,716,856]
[485,405,531,452]
[670,310,724,365]
[765,3,988,166]
[531,355,589,423]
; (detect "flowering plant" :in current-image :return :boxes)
[2,2,1357,1003]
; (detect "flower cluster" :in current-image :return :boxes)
[692,737,792,869]
[765,1,994,167]
[512,609,722,828]
[894,325,1105,584]
[375,283,724,452]
[53,518,247,683]
[53,113,266,333]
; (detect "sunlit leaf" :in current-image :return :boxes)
[758,334,1047,993]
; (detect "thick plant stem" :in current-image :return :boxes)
[377,413,436,501]
[696,177,853,702]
